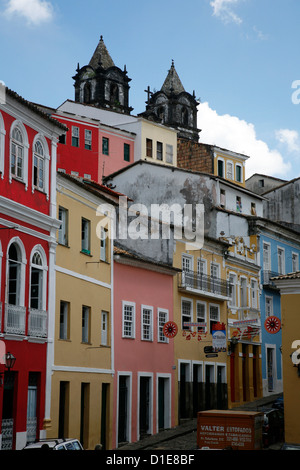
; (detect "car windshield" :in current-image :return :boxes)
[65,442,76,450]
[72,441,82,450]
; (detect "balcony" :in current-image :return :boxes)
[237,307,261,324]
[178,271,231,300]
[4,304,48,338]
[261,270,280,289]
[4,304,26,335]
[28,308,48,338]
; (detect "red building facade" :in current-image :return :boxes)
[51,104,136,183]
[0,88,65,449]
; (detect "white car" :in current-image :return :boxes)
[23,438,84,450]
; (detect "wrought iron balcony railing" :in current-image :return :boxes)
[4,304,26,335]
[261,270,280,288]
[4,304,48,338]
[28,308,48,338]
[178,271,231,298]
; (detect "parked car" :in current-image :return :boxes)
[23,438,84,450]
[280,443,300,450]
[262,408,284,447]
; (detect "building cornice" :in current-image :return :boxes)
[0,196,61,232]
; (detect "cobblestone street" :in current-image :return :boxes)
[119,393,283,451]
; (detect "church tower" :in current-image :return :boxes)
[139,60,200,141]
[73,36,133,114]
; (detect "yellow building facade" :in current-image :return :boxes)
[213,147,248,188]
[173,237,230,424]
[45,173,117,450]
[274,272,300,445]
[140,118,178,167]
[224,235,263,408]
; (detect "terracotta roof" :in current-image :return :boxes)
[57,171,129,204]
[89,35,115,70]
[271,271,300,281]
[5,88,67,131]
[81,178,132,200]
[114,242,180,272]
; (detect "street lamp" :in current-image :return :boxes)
[0,352,16,386]
[5,352,16,370]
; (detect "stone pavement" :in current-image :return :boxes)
[118,393,283,450]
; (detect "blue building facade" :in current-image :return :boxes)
[256,220,300,395]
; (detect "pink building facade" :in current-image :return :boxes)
[113,246,177,448]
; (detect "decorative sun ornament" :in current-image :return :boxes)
[163,321,178,338]
[264,316,281,334]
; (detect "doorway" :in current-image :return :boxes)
[58,381,69,439]
[205,364,214,409]
[193,364,203,415]
[26,373,39,444]
[139,376,151,439]
[118,375,130,445]
[217,365,226,409]
[179,362,190,419]
[267,347,274,392]
[1,372,16,450]
[101,383,109,450]
[158,376,170,431]
[80,383,90,449]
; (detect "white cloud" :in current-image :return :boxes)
[210,0,243,25]
[275,129,300,153]
[197,102,291,179]
[4,0,54,25]
[253,26,268,41]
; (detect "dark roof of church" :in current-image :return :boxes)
[89,35,115,70]
[161,60,185,95]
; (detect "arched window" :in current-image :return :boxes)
[10,120,29,188]
[84,82,91,103]
[28,247,48,338]
[32,134,49,198]
[30,252,43,309]
[158,106,165,122]
[8,242,22,305]
[6,238,26,335]
[181,107,189,126]
[33,140,44,191]
[110,84,119,103]
[11,126,24,179]
[30,248,47,311]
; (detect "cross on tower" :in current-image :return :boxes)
[144,86,153,103]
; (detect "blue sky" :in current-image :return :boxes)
[1,0,300,180]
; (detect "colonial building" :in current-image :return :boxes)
[174,237,230,421]
[262,176,300,233]
[53,103,136,181]
[52,99,178,173]
[249,217,300,396]
[245,173,287,196]
[273,272,300,445]
[177,143,249,190]
[113,243,178,448]
[104,159,264,412]
[47,172,119,450]
[0,87,65,449]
